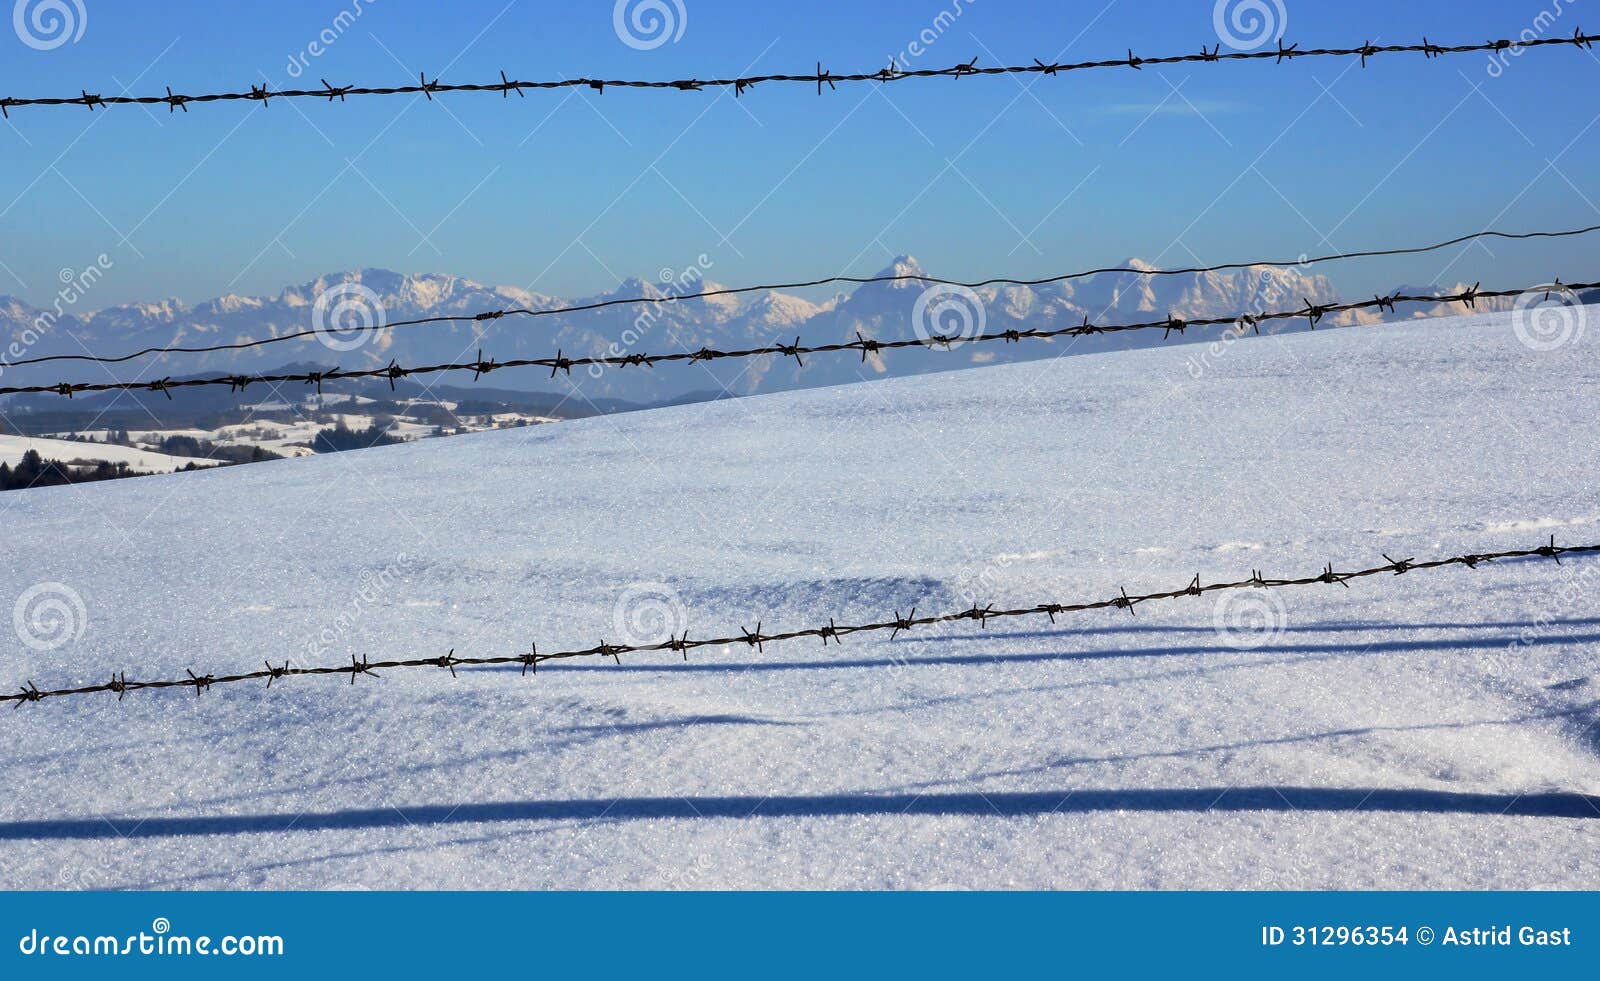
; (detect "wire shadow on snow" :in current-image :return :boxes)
[894,616,1600,646]
[108,714,809,816]
[2,787,1596,841]
[480,628,1600,675]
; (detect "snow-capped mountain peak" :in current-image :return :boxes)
[0,259,1513,407]
[891,255,929,278]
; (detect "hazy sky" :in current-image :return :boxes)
[2,0,1597,307]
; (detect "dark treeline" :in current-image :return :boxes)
[310,420,403,454]
[153,434,281,465]
[0,448,206,492]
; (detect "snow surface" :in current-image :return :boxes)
[0,308,1597,890]
[0,435,222,472]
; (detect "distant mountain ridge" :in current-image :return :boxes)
[0,258,1521,406]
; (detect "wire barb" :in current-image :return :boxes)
[12,220,1600,378]
[6,33,1599,118]
[436,649,461,677]
[8,272,1598,401]
[185,669,214,696]
[2,538,1596,707]
[12,681,44,709]
[890,607,918,640]
[347,655,380,684]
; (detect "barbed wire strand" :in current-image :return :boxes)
[4,537,1591,708]
[3,278,1593,400]
[11,223,1600,373]
[3,32,1597,117]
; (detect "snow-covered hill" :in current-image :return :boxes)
[0,259,1500,407]
[0,307,1596,889]
[0,434,222,472]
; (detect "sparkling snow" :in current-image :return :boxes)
[0,308,1596,889]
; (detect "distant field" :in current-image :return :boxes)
[0,434,222,472]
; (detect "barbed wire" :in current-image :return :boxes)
[11,222,1600,374]
[4,537,1591,708]
[3,32,1596,118]
[2,278,1593,401]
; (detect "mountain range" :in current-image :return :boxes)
[0,258,1534,408]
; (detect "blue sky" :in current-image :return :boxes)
[1,0,1597,307]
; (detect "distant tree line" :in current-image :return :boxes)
[310,420,403,454]
[0,449,207,492]
[153,434,281,465]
